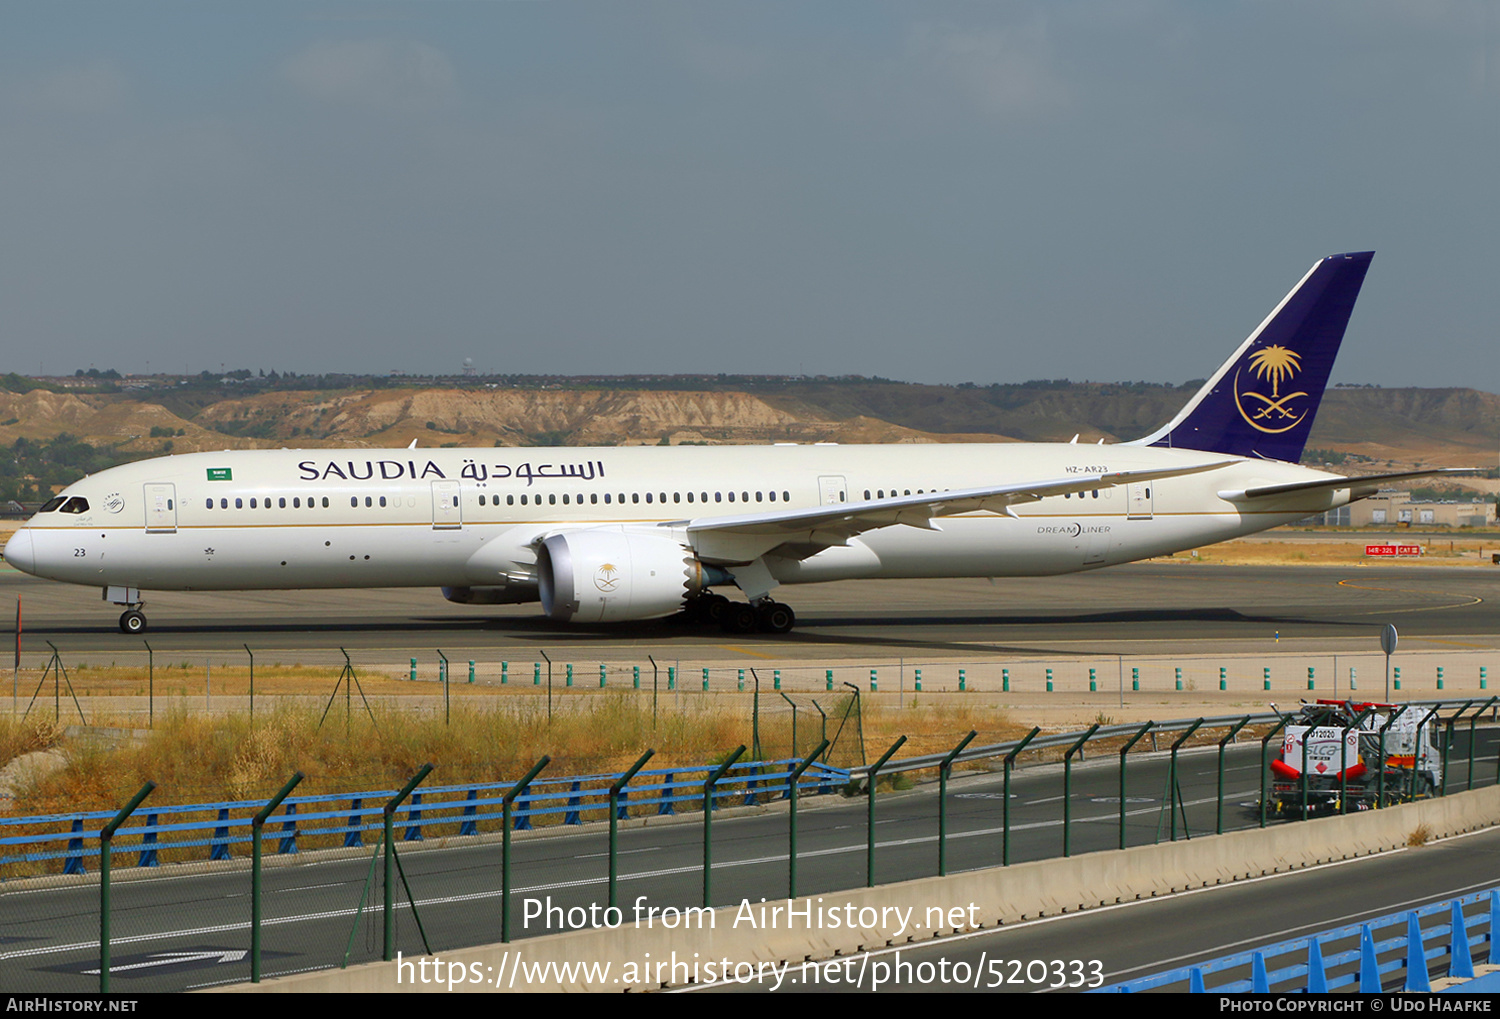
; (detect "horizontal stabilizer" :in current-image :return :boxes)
[1217,468,1477,503]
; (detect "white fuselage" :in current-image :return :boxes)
[5,444,1344,599]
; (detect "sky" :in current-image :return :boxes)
[1,2,1496,389]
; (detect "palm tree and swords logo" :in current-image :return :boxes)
[594,562,621,592]
[1233,344,1308,434]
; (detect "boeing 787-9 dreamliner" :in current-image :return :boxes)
[2,251,1465,634]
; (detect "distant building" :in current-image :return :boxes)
[1302,489,1496,527]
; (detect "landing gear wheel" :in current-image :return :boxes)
[702,594,731,625]
[756,601,796,634]
[720,602,758,634]
[683,593,731,625]
[119,610,147,635]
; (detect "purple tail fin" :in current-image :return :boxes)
[1132,252,1373,463]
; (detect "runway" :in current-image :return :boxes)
[2,561,1496,663]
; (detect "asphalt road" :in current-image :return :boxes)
[702,822,1500,993]
[3,732,1495,993]
[2,561,1497,662]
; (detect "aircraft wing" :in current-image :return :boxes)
[1217,468,1477,503]
[674,460,1233,564]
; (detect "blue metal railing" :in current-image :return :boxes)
[0,758,848,874]
[1096,888,1500,992]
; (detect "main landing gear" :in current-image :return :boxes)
[119,609,147,634]
[680,593,796,634]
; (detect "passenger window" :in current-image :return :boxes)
[715,492,722,503]
[280,497,287,509]
[591,494,598,504]
[507,495,514,506]
[563,494,570,505]
[380,496,387,507]
[755,492,762,502]
[365,496,372,507]
[293,497,301,508]
[220,498,228,509]
[728,492,735,502]
[235,498,243,509]
[645,493,652,504]
[674,493,680,503]
[604,494,612,504]
[549,494,557,505]
[632,493,639,504]
[205,499,213,510]
[351,497,359,508]
[768,491,776,502]
[321,497,329,508]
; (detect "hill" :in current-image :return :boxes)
[1,375,1496,501]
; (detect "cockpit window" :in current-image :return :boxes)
[59,497,89,514]
[39,497,67,513]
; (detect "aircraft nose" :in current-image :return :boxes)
[3,528,34,575]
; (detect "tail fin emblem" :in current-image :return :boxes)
[1234,345,1309,434]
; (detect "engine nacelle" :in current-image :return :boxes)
[537,530,717,623]
[441,585,539,606]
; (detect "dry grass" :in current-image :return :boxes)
[1166,537,1498,567]
[0,715,66,767]
[1,692,1022,817]
[1407,823,1434,847]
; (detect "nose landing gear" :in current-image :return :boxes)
[105,586,148,634]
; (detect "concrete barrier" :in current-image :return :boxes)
[218,787,1500,993]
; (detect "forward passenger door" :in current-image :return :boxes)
[144,483,177,533]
